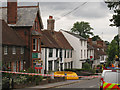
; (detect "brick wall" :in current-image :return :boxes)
[2,45,26,71]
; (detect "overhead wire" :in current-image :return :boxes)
[56,2,88,21]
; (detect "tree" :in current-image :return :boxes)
[105,1,120,27]
[71,21,94,38]
[92,35,101,41]
[106,35,118,65]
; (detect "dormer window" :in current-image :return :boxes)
[34,21,38,30]
[33,38,37,51]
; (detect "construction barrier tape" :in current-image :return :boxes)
[0,71,101,78]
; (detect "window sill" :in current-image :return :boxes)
[4,53,7,55]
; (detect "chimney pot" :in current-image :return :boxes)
[49,16,53,19]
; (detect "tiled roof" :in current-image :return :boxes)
[61,30,87,41]
[2,19,25,46]
[1,6,43,28]
[87,44,94,50]
[41,30,73,50]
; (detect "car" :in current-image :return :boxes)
[100,69,120,89]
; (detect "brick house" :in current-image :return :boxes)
[2,19,26,72]
[87,38,108,67]
[1,1,44,73]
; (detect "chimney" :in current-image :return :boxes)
[47,16,55,30]
[7,0,17,24]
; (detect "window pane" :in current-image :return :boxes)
[12,46,16,54]
[67,50,69,58]
[56,49,58,57]
[64,50,66,58]
[49,49,53,57]
[33,39,37,51]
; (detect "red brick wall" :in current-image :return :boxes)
[7,1,17,24]
[2,45,26,71]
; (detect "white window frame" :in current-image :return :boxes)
[21,47,24,54]
[12,46,16,54]
[33,38,37,51]
[4,46,8,55]
[38,39,40,51]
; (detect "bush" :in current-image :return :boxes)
[2,77,10,89]
[83,62,91,70]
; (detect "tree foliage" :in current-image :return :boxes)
[105,1,120,27]
[71,21,94,38]
[92,35,101,41]
[106,35,118,64]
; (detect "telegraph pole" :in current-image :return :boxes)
[118,1,120,60]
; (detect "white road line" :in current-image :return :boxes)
[89,85,97,88]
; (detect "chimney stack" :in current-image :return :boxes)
[7,0,17,24]
[47,16,55,30]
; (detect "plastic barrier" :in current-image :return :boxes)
[0,71,101,78]
[54,71,79,80]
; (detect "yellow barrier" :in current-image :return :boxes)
[54,71,79,80]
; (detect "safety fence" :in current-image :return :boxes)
[0,71,101,78]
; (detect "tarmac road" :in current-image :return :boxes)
[55,78,100,89]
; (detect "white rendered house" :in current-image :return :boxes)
[61,30,87,69]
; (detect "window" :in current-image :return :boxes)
[67,50,69,58]
[59,49,62,58]
[68,62,71,69]
[48,61,52,71]
[4,46,8,55]
[81,41,82,46]
[84,50,86,58]
[81,50,82,58]
[71,50,72,58]
[33,38,37,51]
[56,49,58,57]
[21,47,24,54]
[49,49,53,57]
[35,21,38,30]
[12,46,16,54]
[64,49,66,58]
[64,63,67,69]
[38,39,40,51]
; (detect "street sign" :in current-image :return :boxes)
[32,53,38,58]
[35,67,42,69]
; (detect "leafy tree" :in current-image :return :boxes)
[104,41,110,46]
[106,36,118,65]
[92,35,101,41]
[105,1,120,27]
[71,21,94,38]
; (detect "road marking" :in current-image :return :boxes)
[89,85,97,88]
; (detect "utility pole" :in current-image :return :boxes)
[118,1,120,61]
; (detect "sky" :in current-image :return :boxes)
[1,0,118,42]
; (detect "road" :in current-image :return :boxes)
[54,78,100,89]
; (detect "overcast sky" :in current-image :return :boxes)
[1,1,118,42]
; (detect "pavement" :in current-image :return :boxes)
[15,77,96,90]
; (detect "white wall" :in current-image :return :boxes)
[61,31,87,69]
[41,47,73,73]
